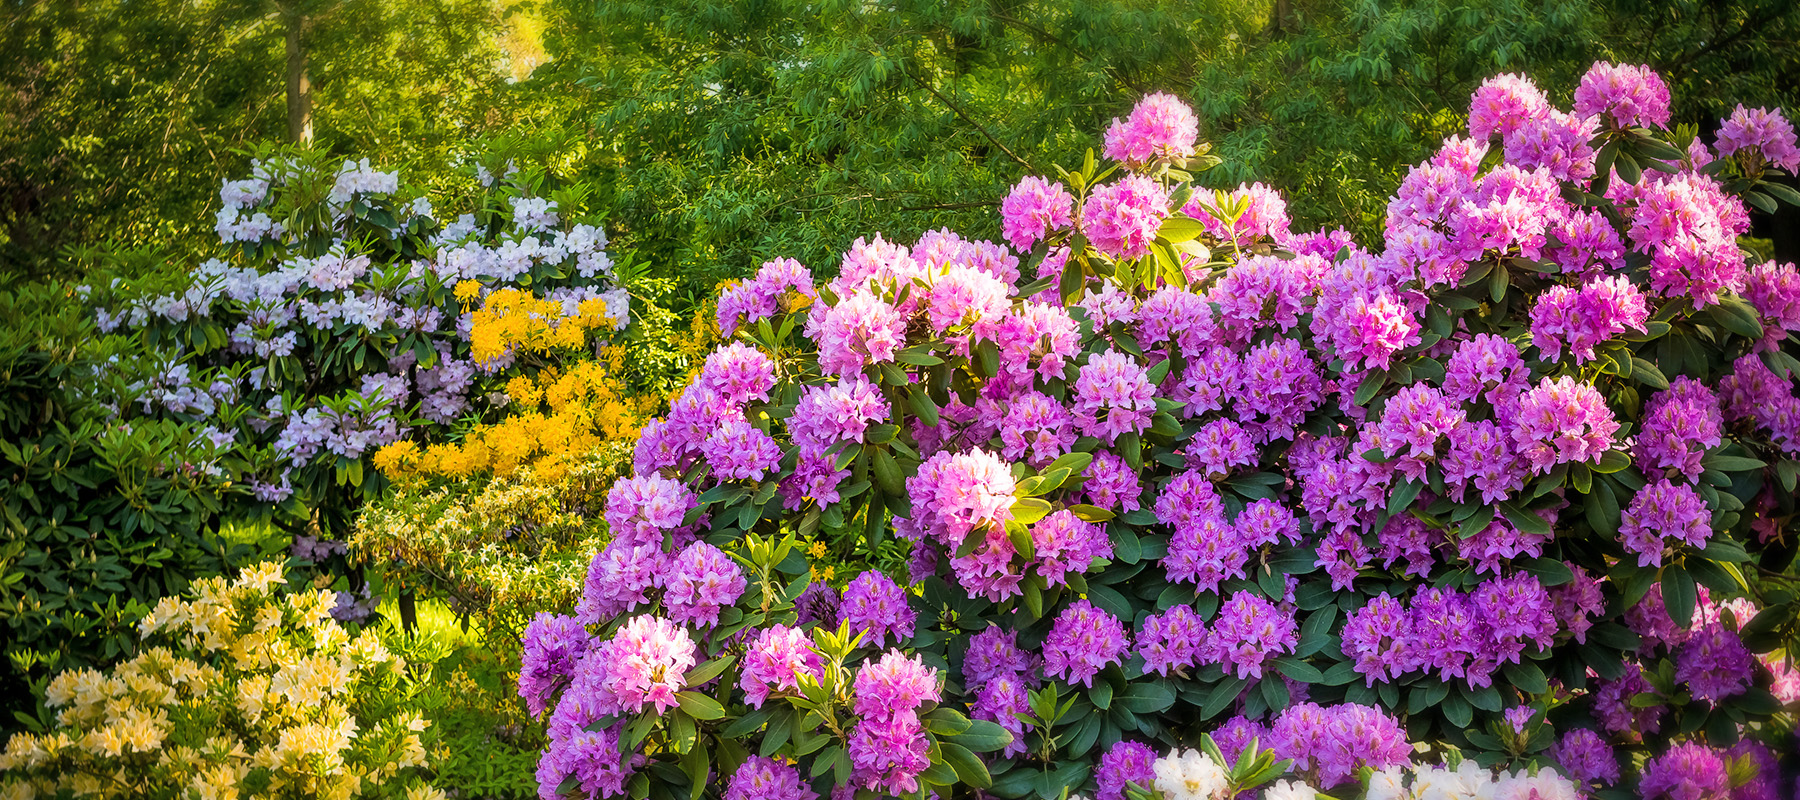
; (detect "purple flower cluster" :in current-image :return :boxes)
[1030,510,1113,585]
[1572,62,1671,129]
[717,257,816,336]
[1096,740,1158,800]
[663,541,747,628]
[1720,354,1800,457]
[841,571,916,648]
[1269,702,1412,787]
[740,624,821,707]
[1510,376,1621,473]
[1342,575,1557,688]
[518,613,592,716]
[724,756,817,800]
[1635,377,1723,480]
[1204,592,1299,680]
[1717,105,1800,173]
[1529,276,1648,362]
[1620,478,1713,567]
[1043,599,1129,687]
[1081,175,1171,260]
[1074,350,1156,443]
[1638,742,1733,800]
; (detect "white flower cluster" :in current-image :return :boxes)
[328,158,400,205]
[1153,748,1230,800]
[512,195,559,232]
[1367,762,1579,800]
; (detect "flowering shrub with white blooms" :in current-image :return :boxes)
[77,147,634,616]
[516,61,1800,800]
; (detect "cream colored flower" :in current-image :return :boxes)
[404,784,448,800]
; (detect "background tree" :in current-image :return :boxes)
[0,0,532,281]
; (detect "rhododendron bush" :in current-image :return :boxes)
[522,64,1800,800]
[73,148,634,619]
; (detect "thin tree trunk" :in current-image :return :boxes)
[285,10,312,145]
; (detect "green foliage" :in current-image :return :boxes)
[0,0,532,280]
[530,0,1800,293]
[0,284,247,731]
[352,443,633,652]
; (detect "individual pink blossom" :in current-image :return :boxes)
[740,624,822,708]
[1103,92,1200,169]
[663,541,747,628]
[1000,176,1076,251]
[905,447,1017,548]
[1081,175,1171,260]
[1073,349,1156,443]
[1573,62,1672,129]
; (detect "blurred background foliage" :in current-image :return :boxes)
[5,0,1797,289]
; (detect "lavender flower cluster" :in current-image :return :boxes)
[83,151,625,514]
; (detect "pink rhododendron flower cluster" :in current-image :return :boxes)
[512,63,1800,800]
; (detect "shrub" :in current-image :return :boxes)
[0,284,249,728]
[0,562,444,800]
[352,443,632,651]
[75,146,631,614]
[520,62,1800,799]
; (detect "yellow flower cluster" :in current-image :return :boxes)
[467,288,617,364]
[0,563,442,800]
[373,355,654,480]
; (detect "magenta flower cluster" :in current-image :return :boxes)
[523,62,1800,800]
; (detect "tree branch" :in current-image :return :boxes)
[905,68,1034,171]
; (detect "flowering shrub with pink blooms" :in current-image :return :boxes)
[522,63,1800,800]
